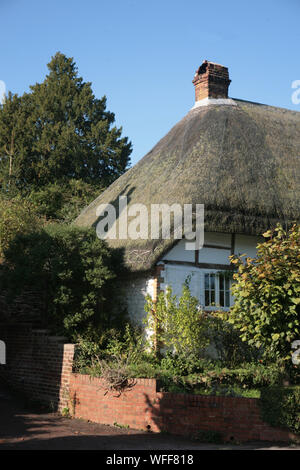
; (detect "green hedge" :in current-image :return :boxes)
[260,386,300,435]
[0,224,127,340]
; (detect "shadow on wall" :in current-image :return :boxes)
[142,390,220,439]
[143,391,233,441]
[141,388,295,444]
[0,324,74,412]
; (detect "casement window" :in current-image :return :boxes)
[163,264,233,311]
[204,272,231,309]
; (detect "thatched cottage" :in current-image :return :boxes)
[76,60,300,325]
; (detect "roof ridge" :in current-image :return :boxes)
[232,97,300,114]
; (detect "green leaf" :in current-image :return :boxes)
[271,334,280,342]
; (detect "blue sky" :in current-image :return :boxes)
[0,0,299,165]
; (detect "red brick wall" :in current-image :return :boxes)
[192,61,231,102]
[69,374,297,443]
[1,324,297,444]
[0,324,74,411]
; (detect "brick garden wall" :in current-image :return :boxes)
[0,323,74,411]
[0,325,297,444]
[69,374,297,443]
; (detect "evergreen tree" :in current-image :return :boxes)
[0,92,35,191]
[0,52,132,193]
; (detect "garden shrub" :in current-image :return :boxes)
[206,312,262,367]
[144,281,211,357]
[229,224,300,362]
[159,352,214,377]
[260,386,300,435]
[73,323,158,380]
[0,224,127,339]
[0,195,42,258]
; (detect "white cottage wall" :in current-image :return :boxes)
[124,232,262,325]
[124,275,157,326]
[161,232,261,309]
[234,234,263,258]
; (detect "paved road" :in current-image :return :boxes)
[0,381,298,451]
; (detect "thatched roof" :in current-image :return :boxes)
[75,99,300,272]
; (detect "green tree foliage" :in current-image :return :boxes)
[0,52,132,194]
[0,224,126,340]
[228,224,300,361]
[0,195,41,258]
[27,179,103,223]
[0,92,34,191]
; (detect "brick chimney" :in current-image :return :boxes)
[192,60,231,102]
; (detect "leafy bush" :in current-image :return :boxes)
[104,324,145,362]
[260,386,300,434]
[73,323,156,379]
[0,224,127,339]
[206,312,262,367]
[186,361,286,389]
[229,224,300,362]
[160,352,214,377]
[144,281,210,357]
[0,195,42,258]
[73,336,105,374]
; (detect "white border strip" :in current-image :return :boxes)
[192,97,237,109]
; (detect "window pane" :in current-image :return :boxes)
[219,274,224,290]
[225,291,230,307]
[204,273,216,307]
[220,290,224,307]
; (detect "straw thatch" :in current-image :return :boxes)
[75,99,300,272]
